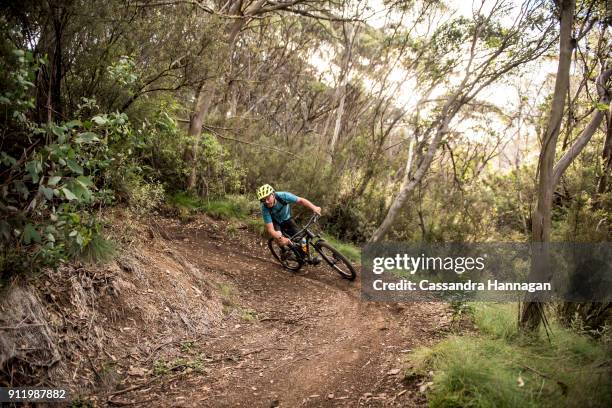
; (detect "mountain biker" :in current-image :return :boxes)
[256,184,321,262]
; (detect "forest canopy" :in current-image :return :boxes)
[0,0,610,274]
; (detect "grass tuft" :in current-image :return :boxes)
[246,217,266,236]
[78,233,117,264]
[320,233,361,264]
[240,308,258,322]
[167,192,258,220]
[408,303,612,408]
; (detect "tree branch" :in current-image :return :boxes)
[552,67,612,186]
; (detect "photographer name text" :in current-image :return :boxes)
[372,279,551,293]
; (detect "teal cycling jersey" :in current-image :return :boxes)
[261,191,298,224]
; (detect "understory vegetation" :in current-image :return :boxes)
[408,303,612,407]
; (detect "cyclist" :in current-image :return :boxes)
[256,184,321,263]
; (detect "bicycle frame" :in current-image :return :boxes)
[268,213,356,280]
[283,214,323,262]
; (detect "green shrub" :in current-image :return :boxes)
[76,232,116,264]
[127,177,165,215]
[0,48,121,277]
[246,217,266,236]
[202,195,255,220]
[408,303,612,408]
[167,191,202,210]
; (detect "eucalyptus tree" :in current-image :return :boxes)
[179,0,359,191]
[369,0,557,242]
[1,0,77,122]
[0,0,216,120]
[520,0,610,330]
[289,0,447,207]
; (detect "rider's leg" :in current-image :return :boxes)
[280,219,321,264]
[278,219,304,261]
[279,218,299,239]
[274,221,295,260]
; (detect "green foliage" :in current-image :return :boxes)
[472,303,519,341]
[218,283,234,301]
[166,191,199,208]
[0,49,248,279]
[131,103,244,196]
[0,48,40,125]
[196,133,245,196]
[154,356,206,376]
[180,341,196,353]
[201,195,255,220]
[558,302,612,339]
[107,56,138,87]
[408,303,612,407]
[0,47,122,278]
[449,301,474,328]
[76,231,116,264]
[153,360,169,376]
[126,176,165,215]
[246,217,266,236]
[326,194,382,243]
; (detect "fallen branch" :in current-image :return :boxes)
[0,323,46,330]
[519,364,568,395]
[107,369,189,403]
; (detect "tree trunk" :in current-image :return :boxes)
[596,103,612,198]
[552,68,612,187]
[50,3,64,122]
[369,110,452,243]
[328,89,347,161]
[324,23,357,162]
[184,0,267,191]
[35,1,68,124]
[520,0,575,330]
[185,82,213,191]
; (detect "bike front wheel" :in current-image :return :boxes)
[314,241,356,280]
[268,239,303,272]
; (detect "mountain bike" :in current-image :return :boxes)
[267,214,357,280]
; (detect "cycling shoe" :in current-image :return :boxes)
[309,255,322,265]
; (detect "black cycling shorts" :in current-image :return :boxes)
[274,218,299,239]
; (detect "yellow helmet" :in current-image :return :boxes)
[256,184,274,201]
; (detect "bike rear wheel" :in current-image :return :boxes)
[314,241,356,280]
[268,238,303,271]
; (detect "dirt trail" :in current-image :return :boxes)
[98,215,450,407]
[102,215,453,407]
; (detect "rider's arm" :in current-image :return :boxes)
[296,197,321,215]
[265,223,281,239]
[266,222,290,245]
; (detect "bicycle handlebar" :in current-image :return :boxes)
[303,213,320,229]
